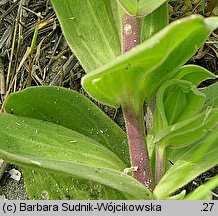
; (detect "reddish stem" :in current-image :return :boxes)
[122,13,140,52]
[123,106,153,191]
[122,13,153,191]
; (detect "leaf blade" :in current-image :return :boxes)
[0,114,151,199]
[4,86,132,199]
[4,86,130,165]
[51,0,121,72]
[0,114,125,171]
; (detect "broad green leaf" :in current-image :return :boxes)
[4,86,130,199]
[50,0,121,72]
[154,126,218,199]
[0,114,125,170]
[117,0,167,16]
[0,114,152,199]
[184,175,218,200]
[173,65,216,86]
[82,16,218,110]
[154,108,218,148]
[5,87,129,199]
[4,86,129,165]
[201,82,218,110]
[154,79,205,135]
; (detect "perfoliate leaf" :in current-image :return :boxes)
[117,0,167,16]
[82,16,218,110]
[173,65,216,86]
[0,114,152,199]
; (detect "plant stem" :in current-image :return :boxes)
[155,146,166,184]
[122,13,140,52]
[122,13,153,191]
[123,105,153,191]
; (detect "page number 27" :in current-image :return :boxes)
[201,203,214,212]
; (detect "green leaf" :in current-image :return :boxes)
[4,86,129,165]
[154,79,205,135]
[201,82,218,110]
[82,16,218,110]
[50,0,121,72]
[154,126,218,199]
[117,0,167,16]
[184,175,218,200]
[22,169,126,200]
[0,114,125,170]
[0,114,152,199]
[4,86,130,199]
[173,65,216,86]
[154,108,218,148]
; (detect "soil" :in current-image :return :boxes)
[0,0,217,200]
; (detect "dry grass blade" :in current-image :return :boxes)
[5,0,24,90]
[3,47,31,103]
